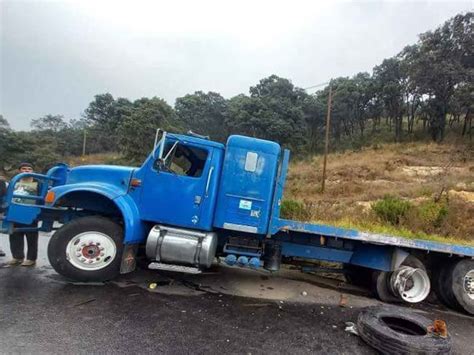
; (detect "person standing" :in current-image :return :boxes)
[0,175,7,257]
[8,162,39,266]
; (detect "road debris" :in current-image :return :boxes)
[73,298,96,307]
[339,294,348,307]
[428,319,448,338]
[344,322,358,336]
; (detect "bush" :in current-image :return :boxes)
[417,200,448,228]
[372,195,412,225]
[280,199,311,221]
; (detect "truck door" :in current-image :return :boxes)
[140,140,215,230]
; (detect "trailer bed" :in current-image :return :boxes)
[274,218,474,258]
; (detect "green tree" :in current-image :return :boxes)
[0,115,17,172]
[227,75,309,152]
[175,91,228,142]
[30,114,68,132]
[301,95,325,153]
[118,97,180,162]
[401,12,473,141]
[0,114,10,130]
[83,94,134,151]
[373,58,405,142]
[449,83,473,137]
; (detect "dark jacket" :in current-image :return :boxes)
[0,178,6,198]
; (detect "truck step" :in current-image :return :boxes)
[148,262,202,274]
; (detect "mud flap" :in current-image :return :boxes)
[120,244,139,274]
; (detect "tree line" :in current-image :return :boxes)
[0,12,472,173]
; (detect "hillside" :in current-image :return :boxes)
[284,142,474,245]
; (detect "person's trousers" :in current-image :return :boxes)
[9,225,38,261]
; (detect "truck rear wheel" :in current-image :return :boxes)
[48,216,124,282]
[436,259,474,315]
[434,261,459,309]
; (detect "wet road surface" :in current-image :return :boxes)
[1,234,473,354]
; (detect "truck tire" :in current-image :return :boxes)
[357,305,452,354]
[441,259,474,315]
[373,255,426,303]
[48,216,124,282]
[433,261,459,309]
[373,270,399,303]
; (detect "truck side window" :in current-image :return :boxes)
[244,152,258,172]
[156,143,208,178]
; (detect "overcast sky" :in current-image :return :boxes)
[0,0,472,130]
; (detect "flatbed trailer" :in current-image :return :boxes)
[1,132,473,314]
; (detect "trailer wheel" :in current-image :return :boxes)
[48,216,124,282]
[373,270,399,303]
[439,259,474,315]
[373,255,429,304]
[433,261,459,309]
[357,305,452,354]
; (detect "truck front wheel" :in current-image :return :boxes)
[48,216,124,282]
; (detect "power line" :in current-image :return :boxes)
[303,81,330,91]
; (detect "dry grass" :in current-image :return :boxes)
[68,153,127,167]
[285,142,474,245]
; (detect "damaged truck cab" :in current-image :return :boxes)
[1,132,473,315]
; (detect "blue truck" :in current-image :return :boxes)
[1,131,473,315]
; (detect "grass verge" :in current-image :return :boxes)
[315,217,473,247]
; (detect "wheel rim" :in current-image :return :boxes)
[66,232,117,271]
[390,266,431,303]
[464,270,474,300]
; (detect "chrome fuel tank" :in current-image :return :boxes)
[146,225,218,268]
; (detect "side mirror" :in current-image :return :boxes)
[151,129,179,173]
[153,129,167,160]
[156,140,179,174]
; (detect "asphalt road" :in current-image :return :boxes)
[0,234,473,354]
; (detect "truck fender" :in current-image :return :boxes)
[52,184,147,244]
[113,193,147,244]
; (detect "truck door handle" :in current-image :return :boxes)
[205,167,214,197]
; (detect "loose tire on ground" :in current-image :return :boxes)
[357,305,452,354]
[48,216,124,282]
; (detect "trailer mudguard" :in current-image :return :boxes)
[51,183,147,244]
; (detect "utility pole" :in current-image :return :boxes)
[321,85,333,193]
[82,129,87,157]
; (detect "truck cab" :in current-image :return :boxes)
[130,133,281,235]
[0,131,285,277]
[134,133,225,231]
